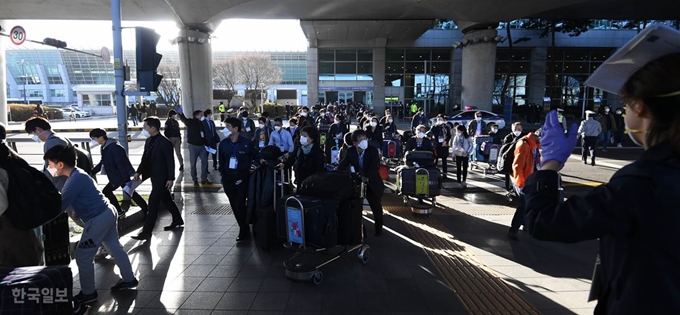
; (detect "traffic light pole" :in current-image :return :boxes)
[111,0,129,153]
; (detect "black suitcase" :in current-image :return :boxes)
[297,172,360,200]
[337,198,363,245]
[277,196,338,248]
[404,150,436,167]
[253,169,287,251]
[42,213,71,266]
[0,266,74,314]
[396,166,442,197]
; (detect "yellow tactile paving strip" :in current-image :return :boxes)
[384,205,540,315]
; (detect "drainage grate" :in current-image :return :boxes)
[190,205,233,215]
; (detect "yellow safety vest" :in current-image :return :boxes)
[218,104,226,113]
[557,114,564,123]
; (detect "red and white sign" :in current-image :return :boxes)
[101,46,111,62]
[10,26,26,46]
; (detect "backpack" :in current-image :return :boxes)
[496,137,524,174]
[0,145,62,230]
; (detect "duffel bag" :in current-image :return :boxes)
[297,171,361,200]
[404,150,435,167]
[259,145,282,161]
[396,166,441,197]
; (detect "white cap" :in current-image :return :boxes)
[585,110,597,115]
[226,108,234,113]
[585,24,680,94]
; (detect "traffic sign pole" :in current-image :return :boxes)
[111,0,129,153]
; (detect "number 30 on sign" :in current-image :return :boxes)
[10,26,26,46]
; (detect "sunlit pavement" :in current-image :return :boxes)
[9,118,640,314]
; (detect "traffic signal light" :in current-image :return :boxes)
[43,38,67,48]
[135,27,163,92]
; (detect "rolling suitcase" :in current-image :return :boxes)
[297,172,360,200]
[382,140,401,158]
[396,166,442,197]
[254,168,286,251]
[41,213,71,266]
[318,124,332,147]
[278,196,338,248]
[0,266,74,314]
[337,198,363,246]
[404,150,435,167]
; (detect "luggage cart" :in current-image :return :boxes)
[470,135,499,176]
[282,196,370,285]
[397,167,438,215]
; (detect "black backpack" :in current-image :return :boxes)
[496,137,524,174]
[0,145,62,230]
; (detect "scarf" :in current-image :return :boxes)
[301,144,313,155]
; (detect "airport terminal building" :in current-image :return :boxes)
[5,20,674,116]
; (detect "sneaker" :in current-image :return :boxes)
[94,246,108,260]
[73,291,98,304]
[201,180,213,185]
[111,278,139,290]
[73,300,90,315]
[193,181,199,186]
[602,148,608,152]
[461,182,467,188]
[617,144,622,148]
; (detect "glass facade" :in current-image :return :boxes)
[318,49,373,81]
[494,48,531,106]
[546,48,612,108]
[386,49,451,107]
[213,51,307,84]
[62,50,114,85]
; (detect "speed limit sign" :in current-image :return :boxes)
[10,26,26,46]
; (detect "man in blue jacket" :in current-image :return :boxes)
[202,109,220,171]
[89,128,149,215]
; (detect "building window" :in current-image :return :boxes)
[29,90,43,98]
[318,50,373,82]
[50,89,65,97]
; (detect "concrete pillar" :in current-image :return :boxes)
[528,46,548,106]
[178,29,213,114]
[0,21,8,124]
[372,47,386,113]
[306,47,319,106]
[460,28,498,112]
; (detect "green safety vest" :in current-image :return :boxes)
[218,104,226,113]
[557,114,564,123]
[411,104,418,113]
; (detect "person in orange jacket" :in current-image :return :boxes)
[508,128,541,240]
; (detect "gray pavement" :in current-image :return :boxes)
[9,118,640,314]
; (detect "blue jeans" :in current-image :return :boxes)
[601,130,612,150]
[510,184,525,232]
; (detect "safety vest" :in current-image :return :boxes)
[218,104,226,113]
[557,113,564,123]
[410,104,418,113]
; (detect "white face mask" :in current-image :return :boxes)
[624,123,644,147]
[388,119,393,123]
[417,132,425,138]
[300,112,308,117]
[491,128,498,133]
[31,134,41,142]
[616,111,622,115]
[141,129,151,138]
[274,126,281,131]
[605,109,610,113]
[475,116,482,121]
[300,136,308,145]
[358,139,368,150]
[90,139,98,147]
[370,121,377,127]
[47,166,58,177]
[456,132,461,136]
[514,131,522,137]
[222,128,232,137]
[200,117,205,121]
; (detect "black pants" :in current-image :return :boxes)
[365,188,383,232]
[436,157,448,173]
[582,136,597,162]
[142,184,183,235]
[210,152,218,169]
[456,156,469,183]
[223,179,250,235]
[102,182,148,214]
[504,173,511,190]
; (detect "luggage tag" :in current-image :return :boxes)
[350,166,356,173]
[259,140,265,148]
[229,156,238,169]
[415,169,429,195]
[246,127,251,132]
[438,137,445,143]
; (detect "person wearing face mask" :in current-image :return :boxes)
[298,107,315,128]
[281,126,325,187]
[466,111,487,137]
[613,107,625,147]
[364,117,383,149]
[523,27,680,313]
[597,105,618,152]
[202,109,220,171]
[131,117,184,241]
[499,122,525,190]
[379,108,392,126]
[219,117,260,241]
[338,130,385,236]
[405,125,434,152]
[176,107,210,185]
[487,123,502,144]
[453,125,474,188]
[89,128,148,216]
[287,118,299,139]
[579,110,603,166]
[254,116,274,152]
[164,110,184,171]
[411,108,428,132]
[556,108,568,132]
[269,117,295,158]
[239,111,257,140]
[327,114,349,163]
[429,115,452,173]
[382,115,397,138]
[25,117,74,189]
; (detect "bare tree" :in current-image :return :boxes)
[235,54,282,112]
[157,64,182,106]
[213,59,240,107]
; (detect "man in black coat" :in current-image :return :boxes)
[177,107,210,185]
[131,117,184,240]
[203,109,220,170]
[428,114,452,173]
[338,130,385,236]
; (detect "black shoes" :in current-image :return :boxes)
[111,278,139,290]
[236,229,251,242]
[179,165,184,171]
[508,229,519,241]
[201,180,213,185]
[131,233,151,241]
[164,220,185,231]
[591,159,596,166]
[74,291,98,304]
[193,181,199,186]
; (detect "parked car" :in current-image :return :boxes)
[431,110,506,129]
[60,106,90,118]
